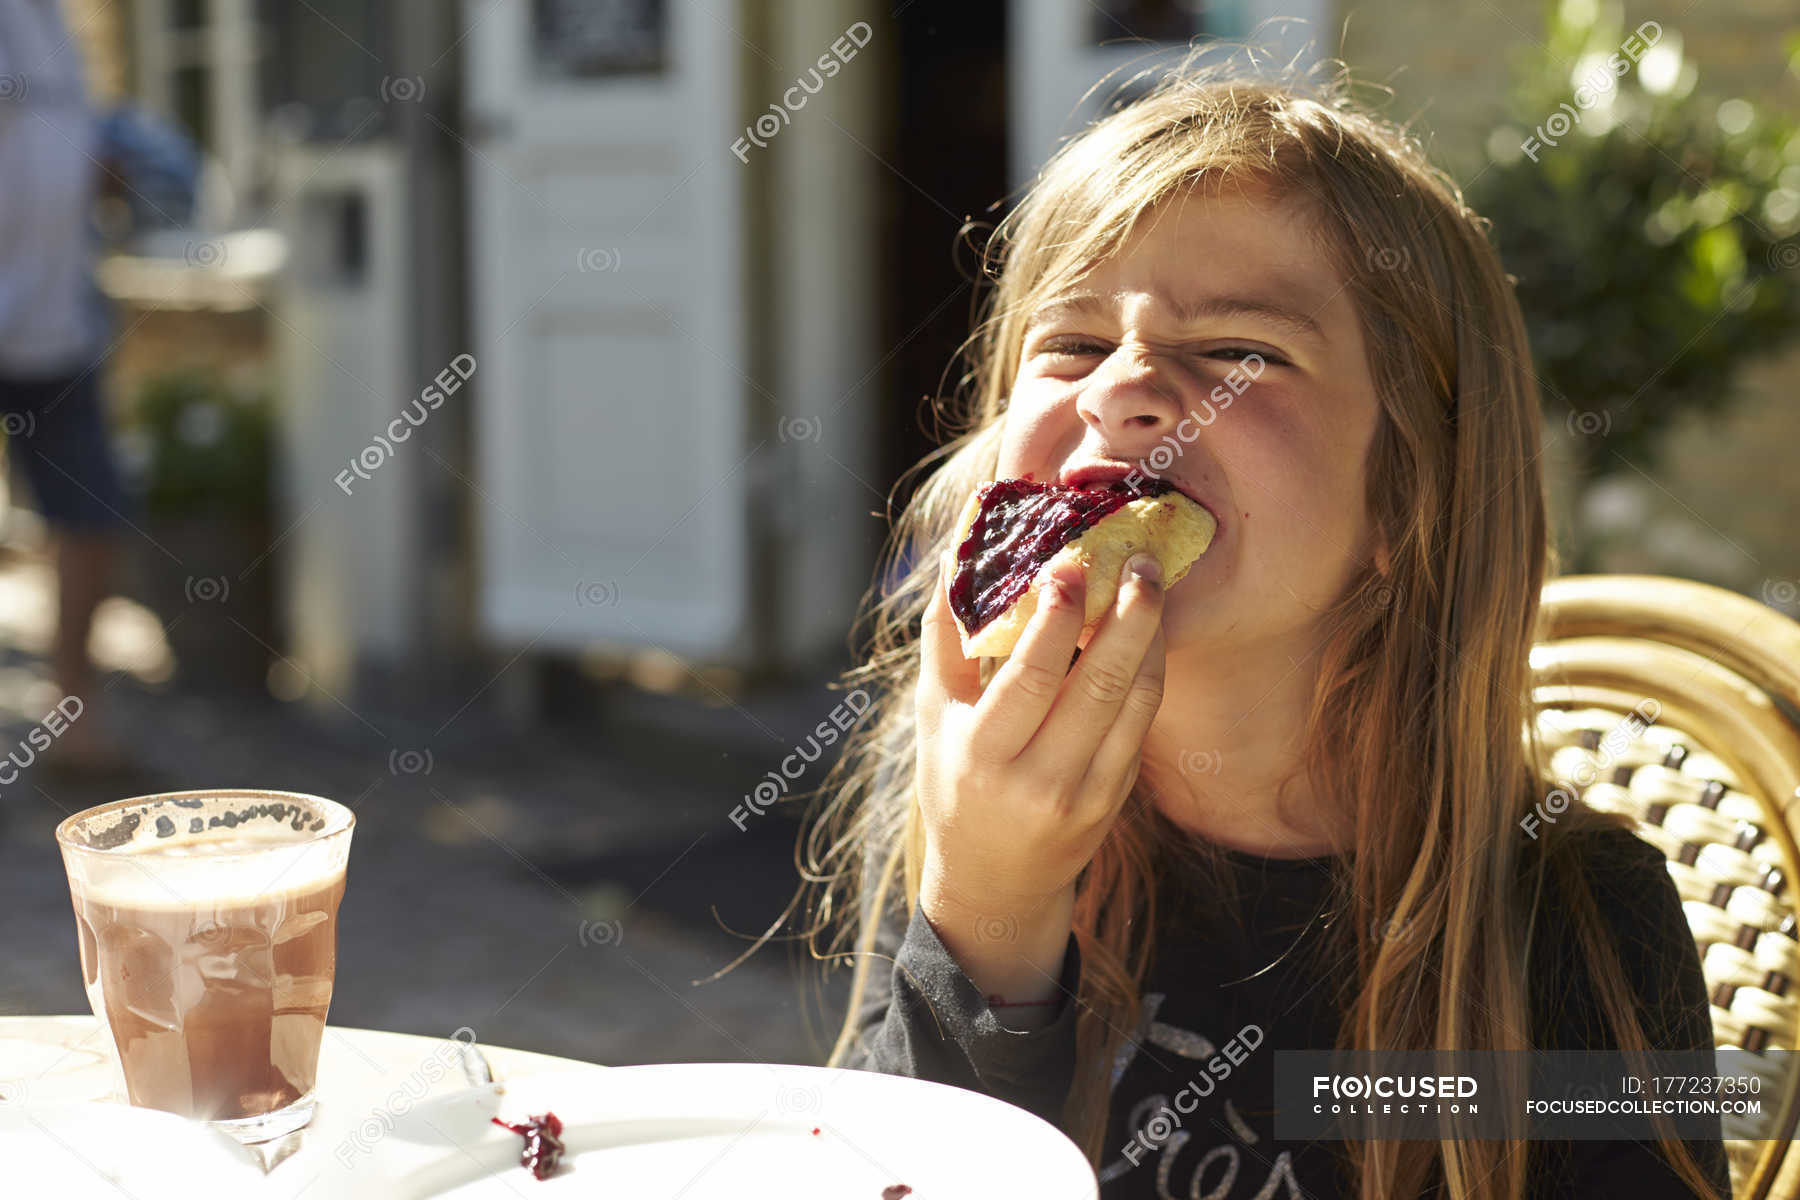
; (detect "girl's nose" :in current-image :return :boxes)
[1075,346,1182,437]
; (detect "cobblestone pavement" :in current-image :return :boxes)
[0,643,858,1071]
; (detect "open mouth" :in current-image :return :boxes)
[1060,466,1220,531]
[1150,479,1217,528]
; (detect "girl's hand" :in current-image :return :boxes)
[913,552,1166,1006]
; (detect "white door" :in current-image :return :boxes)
[463,0,749,660]
[1009,0,1328,186]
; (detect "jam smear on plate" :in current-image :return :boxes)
[492,1111,566,1181]
[949,478,1175,637]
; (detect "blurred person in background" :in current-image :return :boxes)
[0,0,133,771]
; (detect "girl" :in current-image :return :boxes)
[798,55,1728,1200]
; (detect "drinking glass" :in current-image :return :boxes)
[55,789,354,1143]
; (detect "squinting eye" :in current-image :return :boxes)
[1205,346,1288,367]
[1037,337,1109,358]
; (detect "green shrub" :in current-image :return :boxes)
[130,367,272,519]
[1471,0,1800,481]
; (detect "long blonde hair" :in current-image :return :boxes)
[795,52,1722,1200]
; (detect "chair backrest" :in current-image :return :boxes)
[1534,574,1800,1200]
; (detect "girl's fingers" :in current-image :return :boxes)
[918,558,982,718]
[1029,553,1165,762]
[1079,625,1165,811]
[968,559,1087,761]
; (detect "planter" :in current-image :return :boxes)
[123,511,278,692]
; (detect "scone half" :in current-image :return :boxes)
[945,479,1217,659]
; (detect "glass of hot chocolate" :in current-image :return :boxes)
[55,789,353,1143]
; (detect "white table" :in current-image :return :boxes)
[0,1014,611,1197]
[2,1016,1099,1200]
[0,1014,595,1106]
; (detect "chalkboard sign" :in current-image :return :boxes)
[535,0,666,78]
[1088,0,1246,45]
[259,0,394,142]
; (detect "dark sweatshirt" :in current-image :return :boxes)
[844,823,1732,1199]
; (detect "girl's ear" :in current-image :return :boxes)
[1373,536,1393,577]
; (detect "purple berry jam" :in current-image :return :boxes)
[492,1112,566,1180]
[949,478,1174,637]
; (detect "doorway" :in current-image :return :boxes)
[879,2,1009,518]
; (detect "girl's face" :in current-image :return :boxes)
[997,183,1385,654]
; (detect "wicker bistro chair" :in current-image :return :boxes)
[1532,574,1800,1200]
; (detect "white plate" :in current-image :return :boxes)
[308,1063,1097,1200]
[0,1100,266,1199]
